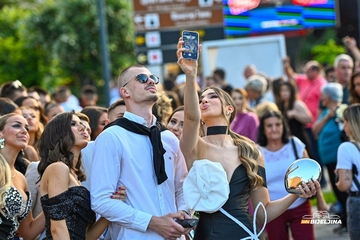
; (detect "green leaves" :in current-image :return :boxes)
[311,39,346,65]
[0,0,135,96]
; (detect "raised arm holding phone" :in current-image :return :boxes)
[176,35,320,240]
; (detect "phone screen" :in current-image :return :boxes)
[182,31,199,60]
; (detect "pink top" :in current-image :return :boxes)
[296,74,327,127]
[230,112,259,142]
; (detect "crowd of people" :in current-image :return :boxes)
[0,35,359,240]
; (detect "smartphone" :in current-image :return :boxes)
[182,30,199,60]
[175,218,199,228]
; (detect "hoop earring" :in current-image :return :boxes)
[0,138,4,149]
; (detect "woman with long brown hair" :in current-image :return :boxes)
[176,37,319,239]
[38,112,112,239]
[0,113,45,239]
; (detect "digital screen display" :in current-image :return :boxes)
[223,0,337,37]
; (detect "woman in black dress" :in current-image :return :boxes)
[38,112,125,240]
[176,38,319,239]
[276,81,313,156]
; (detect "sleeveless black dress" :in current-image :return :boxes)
[194,165,266,240]
[41,186,95,240]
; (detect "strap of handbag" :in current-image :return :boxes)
[350,142,360,191]
[291,137,299,159]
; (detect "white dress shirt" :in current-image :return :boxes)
[91,112,188,240]
[259,137,307,209]
[81,141,95,191]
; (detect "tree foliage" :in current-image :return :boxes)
[0,0,135,92]
[311,39,346,66]
[296,29,345,67]
[0,5,47,87]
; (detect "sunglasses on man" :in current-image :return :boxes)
[123,74,160,87]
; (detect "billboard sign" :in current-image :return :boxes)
[223,0,337,37]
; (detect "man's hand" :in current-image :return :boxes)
[343,36,357,51]
[148,212,186,240]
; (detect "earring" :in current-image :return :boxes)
[226,112,230,116]
[0,138,4,149]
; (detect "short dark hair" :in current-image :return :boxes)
[80,85,97,95]
[0,80,27,100]
[213,68,225,80]
[0,98,19,116]
[325,66,334,75]
[108,99,125,115]
[28,86,49,96]
[257,110,290,146]
[309,65,320,72]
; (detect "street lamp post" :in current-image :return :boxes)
[97,0,111,107]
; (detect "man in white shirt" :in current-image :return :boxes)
[91,65,190,240]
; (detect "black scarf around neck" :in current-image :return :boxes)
[104,117,168,185]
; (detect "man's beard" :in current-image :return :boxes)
[145,94,158,102]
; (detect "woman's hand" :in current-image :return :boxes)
[286,109,295,119]
[111,186,126,201]
[297,180,320,199]
[176,37,200,76]
[326,106,337,119]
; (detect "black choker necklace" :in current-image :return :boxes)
[207,126,228,136]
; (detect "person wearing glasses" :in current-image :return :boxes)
[91,65,191,239]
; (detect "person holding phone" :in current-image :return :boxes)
[182,31,199,60]
[176,37,319,240]
[91,65,191,239]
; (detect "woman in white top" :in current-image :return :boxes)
[258,110,327,240]
[335,103,360,239]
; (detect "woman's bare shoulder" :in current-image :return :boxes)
[43,161,70,178]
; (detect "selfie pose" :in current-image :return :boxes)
[176,37,319,239]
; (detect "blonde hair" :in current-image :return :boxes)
[255,102,280,120]
[203,87,264,189]
[343,104,360,147]
[0,153,12,214]
[153,90,173,125]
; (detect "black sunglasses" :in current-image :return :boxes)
[123,74,160,87]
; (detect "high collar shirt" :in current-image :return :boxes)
[90,111,188,240]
